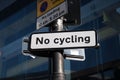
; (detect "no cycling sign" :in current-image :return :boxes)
[29,31,97,50]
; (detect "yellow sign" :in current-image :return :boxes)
[37,0,65,17]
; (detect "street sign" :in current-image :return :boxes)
[37,0,67,29]
[37,0,65,17]
[29,30,97,51]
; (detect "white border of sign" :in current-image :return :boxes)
[29,30,97,51]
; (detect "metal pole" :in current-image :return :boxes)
[50,17,65,80]
[52,51,65,80]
